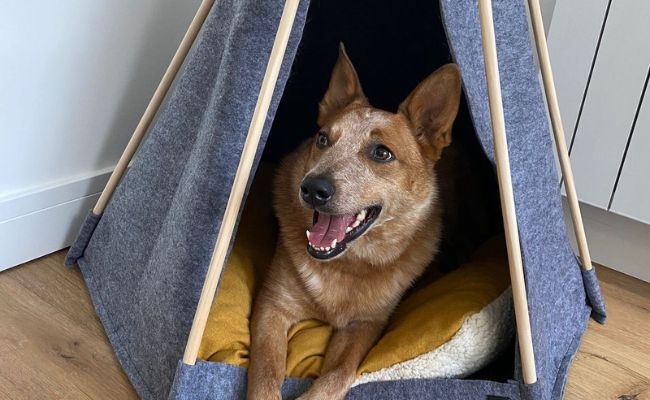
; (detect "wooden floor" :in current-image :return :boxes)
[0,251,648,399]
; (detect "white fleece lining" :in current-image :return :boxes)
[353,289,514,385]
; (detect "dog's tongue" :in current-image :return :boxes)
[308,213,356,248]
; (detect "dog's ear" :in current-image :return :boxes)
[398,64,461,161]
[318,43,368,126]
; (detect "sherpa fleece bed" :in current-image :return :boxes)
[199,167,514,383]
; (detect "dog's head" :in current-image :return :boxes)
[297,45,461,262]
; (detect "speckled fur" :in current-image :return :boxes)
[247,46,461,400]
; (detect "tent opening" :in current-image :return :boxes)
[199,0,516,385]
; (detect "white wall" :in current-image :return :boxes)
[0,0,201,269]
[549,0,650,281]
[539,0,557,32]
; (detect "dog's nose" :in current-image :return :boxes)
[300,175,335,207]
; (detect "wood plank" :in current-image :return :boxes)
[564,265,650,399]
[4,251,99,331]
[0,251,137,400]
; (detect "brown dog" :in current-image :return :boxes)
[247,45,461,400]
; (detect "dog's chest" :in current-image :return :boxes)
[297,263,400,327]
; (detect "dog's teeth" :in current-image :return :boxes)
[331,239,337,248]
[352,220,360,228]
[306,230,311,240]
[309,241,313,248]
[357,209,367,221]
[325,246,331,251]
[345,227,352,233]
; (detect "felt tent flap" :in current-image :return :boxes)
[198,168,511,378]
[440,0,605,397]
[73,1,311,398]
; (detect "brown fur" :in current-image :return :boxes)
[247,45,461,400]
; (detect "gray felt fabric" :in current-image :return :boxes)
[65,211,101,265]
[582,268,607,323]
[66,0,607,399]
[170,362,313,400]
[170,362,521,400]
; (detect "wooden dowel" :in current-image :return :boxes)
[182,0,300,365]
[528,0,593,271]
[93,0,216,215]
[477,0,538,385]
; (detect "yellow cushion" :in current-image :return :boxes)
[198,169,509,378]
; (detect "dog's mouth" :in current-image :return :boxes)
[306,205,381,260]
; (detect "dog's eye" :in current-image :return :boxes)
[370,145,394,162]
[316,132,329,148]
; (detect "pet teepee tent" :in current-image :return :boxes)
[65,0,607,399]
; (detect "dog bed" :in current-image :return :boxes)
[198,168,514,383]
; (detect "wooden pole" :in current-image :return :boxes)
[93,0,216,215]
[527,0,593,271]
[477,0,538,384]
[182,0,300,365]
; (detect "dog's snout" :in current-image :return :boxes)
[300,175,335,207]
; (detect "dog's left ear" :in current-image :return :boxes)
[318,43,368,126]
[398,64,461,161]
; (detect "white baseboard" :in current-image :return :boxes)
[563,199,650,282]
[0,168,112,271]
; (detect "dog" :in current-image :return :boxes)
[247,44,461,400]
